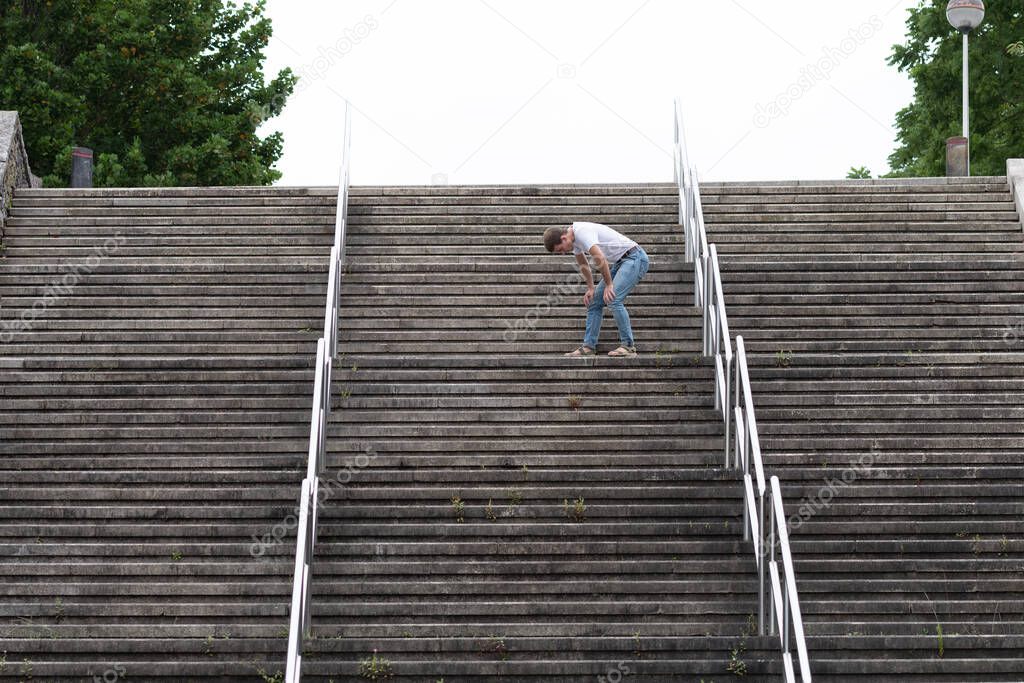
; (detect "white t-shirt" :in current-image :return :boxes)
[571,222,638,264]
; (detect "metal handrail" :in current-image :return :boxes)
[674,103,732,465]
[285,104,352,683]
[673,99,811,682]
[735,337,811,682]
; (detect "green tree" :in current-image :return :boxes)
[0,0,296,187]
[887,2,1023,177]
[847,166,873,179]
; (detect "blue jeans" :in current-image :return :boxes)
[583,248,650,349]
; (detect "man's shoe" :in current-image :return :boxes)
[564,346,596,357]
[607,346,637,357]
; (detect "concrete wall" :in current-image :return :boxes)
[1008,160,1024,231]
[0,111,35,241]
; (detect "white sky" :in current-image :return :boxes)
[262,0,921,186]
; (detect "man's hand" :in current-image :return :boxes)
[583,287,596,307]
[603,284,617,304]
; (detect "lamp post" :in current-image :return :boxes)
[946,0,985,176]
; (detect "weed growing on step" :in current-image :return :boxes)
[485,499,497,522]
[507,488,523,506]
[726,639,747,676]
[254,665,284,683]
[568,395,583,411]
[725,614,757,677]
[564,497,586,523]
[450,496,465,523]
[657,346,688,369]
[774,349,793,368]
[936,623,945,658]
[171,549,183,561]
[358,650,393,680]
[478,635,509,661]
[53,598,64,624]
[201,631,230,654]
[19,659,32,678]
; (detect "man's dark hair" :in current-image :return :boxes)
[544,226,567,253]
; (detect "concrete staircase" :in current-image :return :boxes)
[1,177,1022,681]
[0,187,337,680]
[703,176,1024,681]
[0,184,779,680]
[305,184,777,680]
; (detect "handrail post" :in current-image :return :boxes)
[284,478,311,683]
[760,489,767,636]
[766,485,775,637]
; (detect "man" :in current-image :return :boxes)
[543,222,650,357]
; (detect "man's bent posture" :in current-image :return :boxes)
[544,222,650,357]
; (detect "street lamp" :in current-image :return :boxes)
[946,0,985,175]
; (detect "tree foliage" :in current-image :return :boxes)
[887,2,1023,177]
[0,0,296,187]
[847,166,873,179]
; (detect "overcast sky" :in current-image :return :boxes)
[262,0,922,186]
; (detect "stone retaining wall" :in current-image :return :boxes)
[0,111,35,242]
[1009,159,1024,230]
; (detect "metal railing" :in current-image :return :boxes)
[284,104,352,683]
[735,337,811,681]
[675,101,732,467]
[673,99,811,683]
